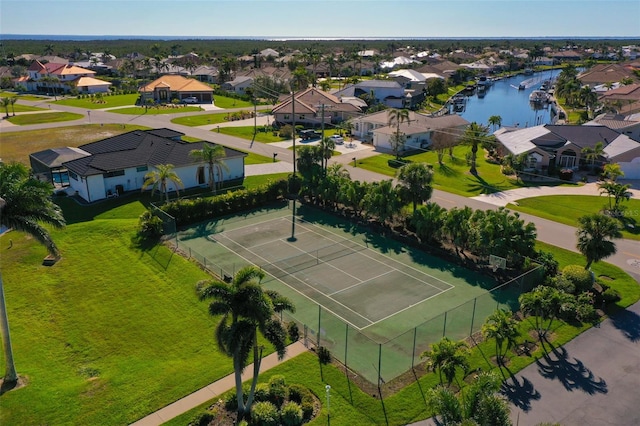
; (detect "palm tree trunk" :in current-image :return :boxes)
[244,335,263,414]
[0,272,18,384]
[233,354,245,421]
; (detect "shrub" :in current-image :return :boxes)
[551,275,576,294]
[574,293,599,324]
[286,384,315,421]
[280,401,304,426]
[250,401,278,426]
[134,210,164,243]
[268,375,287,408]
[189,411,214,426]
[254,383,270,402]
[535,250,559,277]
[287,322,300,342]
[279,124,293,139]
[501,165,515,175]
[317,346,332,365]
[559,168,574,181]
[562,265,593,293]
[602,288,621,304]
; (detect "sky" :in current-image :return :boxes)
[2,0,639,39]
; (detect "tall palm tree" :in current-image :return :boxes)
[519,286,574,341]
[0,162,66,384]
[481,308,519,366]
[461,122,490,175]
[598,181,632,213]
[421,337,469,386]
[1,97,10,118]
[488,115,502,132]
[196,266,295,422]
[142,164,184,203]
[189,143,229,193]
[43,43,54,56]
[8,97,17,116]
[576,213,622,269]
[581,141,604,171]
[387,108,410,160]
[319,137,335,173]
[396,162,434,211]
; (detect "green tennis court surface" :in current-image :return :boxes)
[174,202,539,383]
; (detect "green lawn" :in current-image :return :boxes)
[217,126,289,143]
[2,104,47,114]
[53,94,139,109]
[0,92,49,101]
[171,112,231,126]
[6,112,84,125]
[109,105,203,115]
[508,195,640,241]
[213,95,254,109]
[356,146,575,197]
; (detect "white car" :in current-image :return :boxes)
[182,97,198,104]
[329,134,344,145]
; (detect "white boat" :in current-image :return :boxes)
[477,75,493,86]
[529,90,550,103]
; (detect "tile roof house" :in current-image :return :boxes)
[578,64,639,86]
[139,75,214,104]
[332,80,407,109]
[271,88,362,127]
[351,110,469,152]
[31,129,247,202]
[595,83,640,115]
[26,60,112,94]
[495,124,640,178]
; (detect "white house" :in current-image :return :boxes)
[220,76,254,94]
[351,110,469,151]
[26,60,112,94]
[333,80,406,108]
[48,129,246,202]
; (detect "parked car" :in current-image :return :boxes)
[329,134,344,145]
[182,97,198,104]
[299,129,320,140]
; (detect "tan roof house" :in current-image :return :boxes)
[26,60,111,94]
[139,75,214,104]
[272,88,361,127]
[596,83,640,115]
[578,64,639,86]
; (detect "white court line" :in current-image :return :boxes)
[215,232,374,329]
[209,216,311,251]
[294,219,455,292]
[328,270,395,297]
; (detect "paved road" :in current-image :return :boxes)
[4,99,640,426]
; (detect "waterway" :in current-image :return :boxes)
[453,70,560,129]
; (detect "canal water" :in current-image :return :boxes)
[454,70,560,129]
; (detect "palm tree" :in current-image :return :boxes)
[481,308,520,366]
[8,97,17,116]
[576,213,622,269]
[581,141,604,171]
[43,43,54,56]
[421,337,469,386]
[319,136,336,173]
[0,162,66,384]
[488,115,502,132]
[444,206,473,256]
[598,181,632,213]
[141,164,184,203]
[189,143,229,193]
[387,108,410,160]
[1,97,10,118]
[519,286,574,341]
[196,266,295,422]
[461,122,490,175]
[396,163,434,211]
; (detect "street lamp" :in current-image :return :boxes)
[325,384,331,425]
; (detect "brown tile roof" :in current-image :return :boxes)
[139,75,213,93]
[579,64,638,85]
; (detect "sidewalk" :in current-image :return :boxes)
[130,341,308,426]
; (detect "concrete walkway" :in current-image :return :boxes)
[130,341,308,426]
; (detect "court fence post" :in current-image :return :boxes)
[411,327,417,370]
[304,324,308,347]
[344,324,349,377]
[443,311,447,337]
[470,298,477,337]
[318,304,322,349]
[378,343,382,389]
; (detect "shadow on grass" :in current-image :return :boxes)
[536,341,608,395]
[466,174,513,195]
[437,163,461,178]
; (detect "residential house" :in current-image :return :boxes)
[271,88,362,127]
[26,60,112,94]
[350,110,469,151]
[494,124,640,178]
[220,76,254,94]
[139,75,214,104]
[191,66,219,83]
[31,129,247,202]
[578,64,639,86]
[595,84,640,115]
[333,80,406,108]
[586,112,640,142]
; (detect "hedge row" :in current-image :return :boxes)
[161,179,288,226]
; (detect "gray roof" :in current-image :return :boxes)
[30,147,90,168]
[64,129,246,176]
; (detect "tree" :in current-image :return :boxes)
[196,266,294,422]
[481,308,519,366]
[430,129,458,165]
[519,286,574,341]
[488,115,502,132]
[421,337,469,386]
[363,180,401,225]
[141,164,184,203]
[9,97,17,116]
[581,141,604,171]
[387,108,410,160]
[0,162,66,384]
[601,163,624,182]
[444,206,473,256]
[189,143,229,193]
[1,97,10,118]
[576,213,622,269]
[396,163,434,211]
[598,181,632,214]
[460,122,490,175]
[319,136,336,173]
[412,203,447,244]
[43,43,54,56]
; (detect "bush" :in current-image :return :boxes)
[287,322,300,342]
[250,401,278,426]
[254,383,270,402]
[562,265,593,293]
[268,375,287,408]
[134,210,164,243]
[317,346,331,365]
[602,288,621,304]
[280,401,304,426]
[189,411,214,426]
[279,124,293,139]
[501,165,515,175]
[574,293,599,324]
[559,168,574,181]
[535,250,559,278]
[551,275,576,294]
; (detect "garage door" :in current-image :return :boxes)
[619,158,640,179]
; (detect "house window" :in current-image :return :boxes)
[284,115,290,120]
[136,166,148,172]
[69,171,78,181]
[103,170,125,178]
[197,166,205,185]
[299,115,305,120]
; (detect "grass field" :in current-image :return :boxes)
[6,111,84,125]
[212,95,254,109]
[171,112,231,126]
[508,195,640,241]
[356,146,577,197]
[0,124,149,164]
[53,94,139,109]
[109,105,203,115]
[2,104,47,114]
[217,125,289,143]
[0,92,49,101]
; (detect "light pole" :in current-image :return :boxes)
[325,384,331,425]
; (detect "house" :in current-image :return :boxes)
[191,66,219,83]
[139,75,214,104]
[595,83,640,115]
[350,110,469,151]
[220,76,254,94]
[585,112,640,143]
[333,80,406,108]
[271,87,362,127]
[31,129,247,202]
[26,60,112,94]
[578,64,639,86]
[494,124,640,178]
